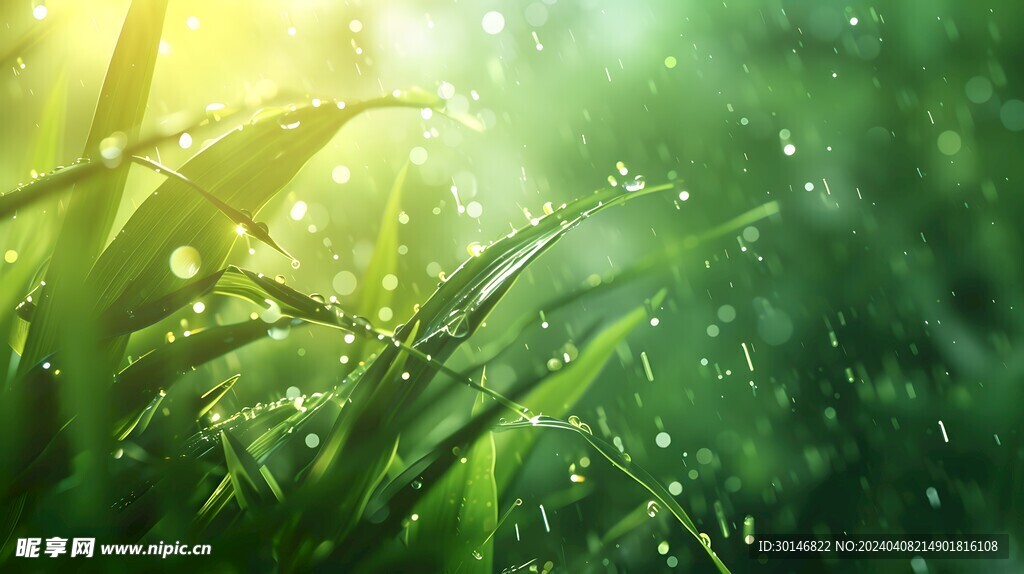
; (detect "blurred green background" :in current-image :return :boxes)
[2,0,1023,572]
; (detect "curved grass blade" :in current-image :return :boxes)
[410,182,675,349]
[113,319,296,428]
[115,389,166,441]
[19,0,168,370]
[221,430,276,511]
[497,416,731,574]
[1,70,67,376]
[356,162,410,321]
[196,374,240,420]
[470,200,780,366]
[0,160,89,219]
[193,361,368,531]
[275,183,676,566]
[129,155,296,261]
[405,372,497,574]
[0,87,476,222]
[81,90,452,337]
[492,290,666,494]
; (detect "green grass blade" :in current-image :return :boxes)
[356,162,409,322]
[0,70,67,379]
[128,155,297,261]
[82,92,446,332]
[19,0,167,369]
[193,362,368,531]
[498,416,731,574]
[221,430,275,511]
[493,290,666,494]
[405,375,498,573]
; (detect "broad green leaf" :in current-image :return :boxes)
[129,155,296,260]
[0,86,477,221]
[81,90,443,337]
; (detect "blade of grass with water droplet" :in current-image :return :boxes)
[493,290,665,494]
[404,374,497,574]
[0,71,67,363]
[129,155,296,261]
[191,361,368,532]
[498,416,731,573]
[19,0,168,369]
[7,1,167,531]
[81,93,446,333]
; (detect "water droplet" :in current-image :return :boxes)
[333,271,358,296]
[268,324,291,340]
[332,165,351,184]
[99,131,128,163]
[655,432,671,448]
[481,11,505,34]
[646,500,660,517]
[699,532,713,548]
[408,147,428,165]
[624,175,646,192]
[443,313,470,338]
[411,479,423,490]
[567,415,593,434]
[169,245,202,279]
